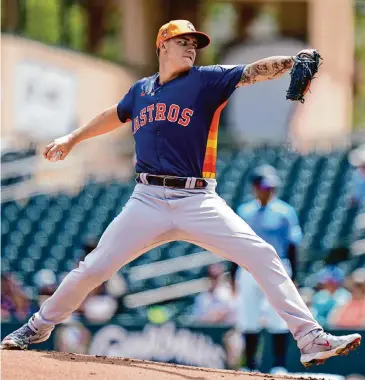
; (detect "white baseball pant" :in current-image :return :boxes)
[236,264,291,334]
[32,179,321,341]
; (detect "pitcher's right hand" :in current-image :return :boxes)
[43,134,76,162]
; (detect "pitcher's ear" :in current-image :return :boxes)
[160,41,168,52]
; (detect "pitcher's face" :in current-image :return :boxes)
[160,35,197,72]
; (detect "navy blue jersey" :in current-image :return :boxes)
[117,65,245,178]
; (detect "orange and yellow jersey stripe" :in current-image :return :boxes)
[202,101,228,179]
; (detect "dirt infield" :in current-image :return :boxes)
[2,350,308,380]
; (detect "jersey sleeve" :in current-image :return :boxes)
[117,85,134,123]
[201,65,246,102]
[286,207,302,245]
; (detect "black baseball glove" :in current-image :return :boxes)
[286,50,323,104]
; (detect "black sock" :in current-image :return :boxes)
[272,333,289,368]
[244,333,260,370]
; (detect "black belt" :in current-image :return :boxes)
[136,174,208,189]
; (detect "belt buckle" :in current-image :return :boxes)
[162,176,176,188]
[195,179,207,189]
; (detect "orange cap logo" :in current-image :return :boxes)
[187,22,195,32]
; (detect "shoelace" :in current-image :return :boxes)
[315,332,330,341]
[11,324,37,342]
[299,329,324,350]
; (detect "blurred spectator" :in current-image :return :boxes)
[78,283,118,323]
[54,322,92,355]
[234,164,301,373]
[328,268,365,328]
[223,328,245,369]
[33,269,58,307]
[348,145,365,208]
[1,273,31,321]
[311,266,351,327]
[191,263,237,324]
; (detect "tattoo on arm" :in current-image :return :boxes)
[237,56,294,87]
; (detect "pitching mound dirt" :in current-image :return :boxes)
[1,350,309,380]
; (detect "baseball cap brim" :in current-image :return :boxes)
[160,31,211,49]
[257,176,280,189]
[175,31,211,49]
[251,165,281,189]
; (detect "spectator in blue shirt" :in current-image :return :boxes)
[311,266,351,328]
[232,165,302,373]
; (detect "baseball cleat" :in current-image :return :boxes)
[1,316,54,350]
[300,331,362,368]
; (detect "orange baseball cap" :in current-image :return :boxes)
[156,20,211,50]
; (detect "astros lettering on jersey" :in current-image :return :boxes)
[117,65,244,179]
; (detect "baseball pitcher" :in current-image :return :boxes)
[2,20,361,368]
